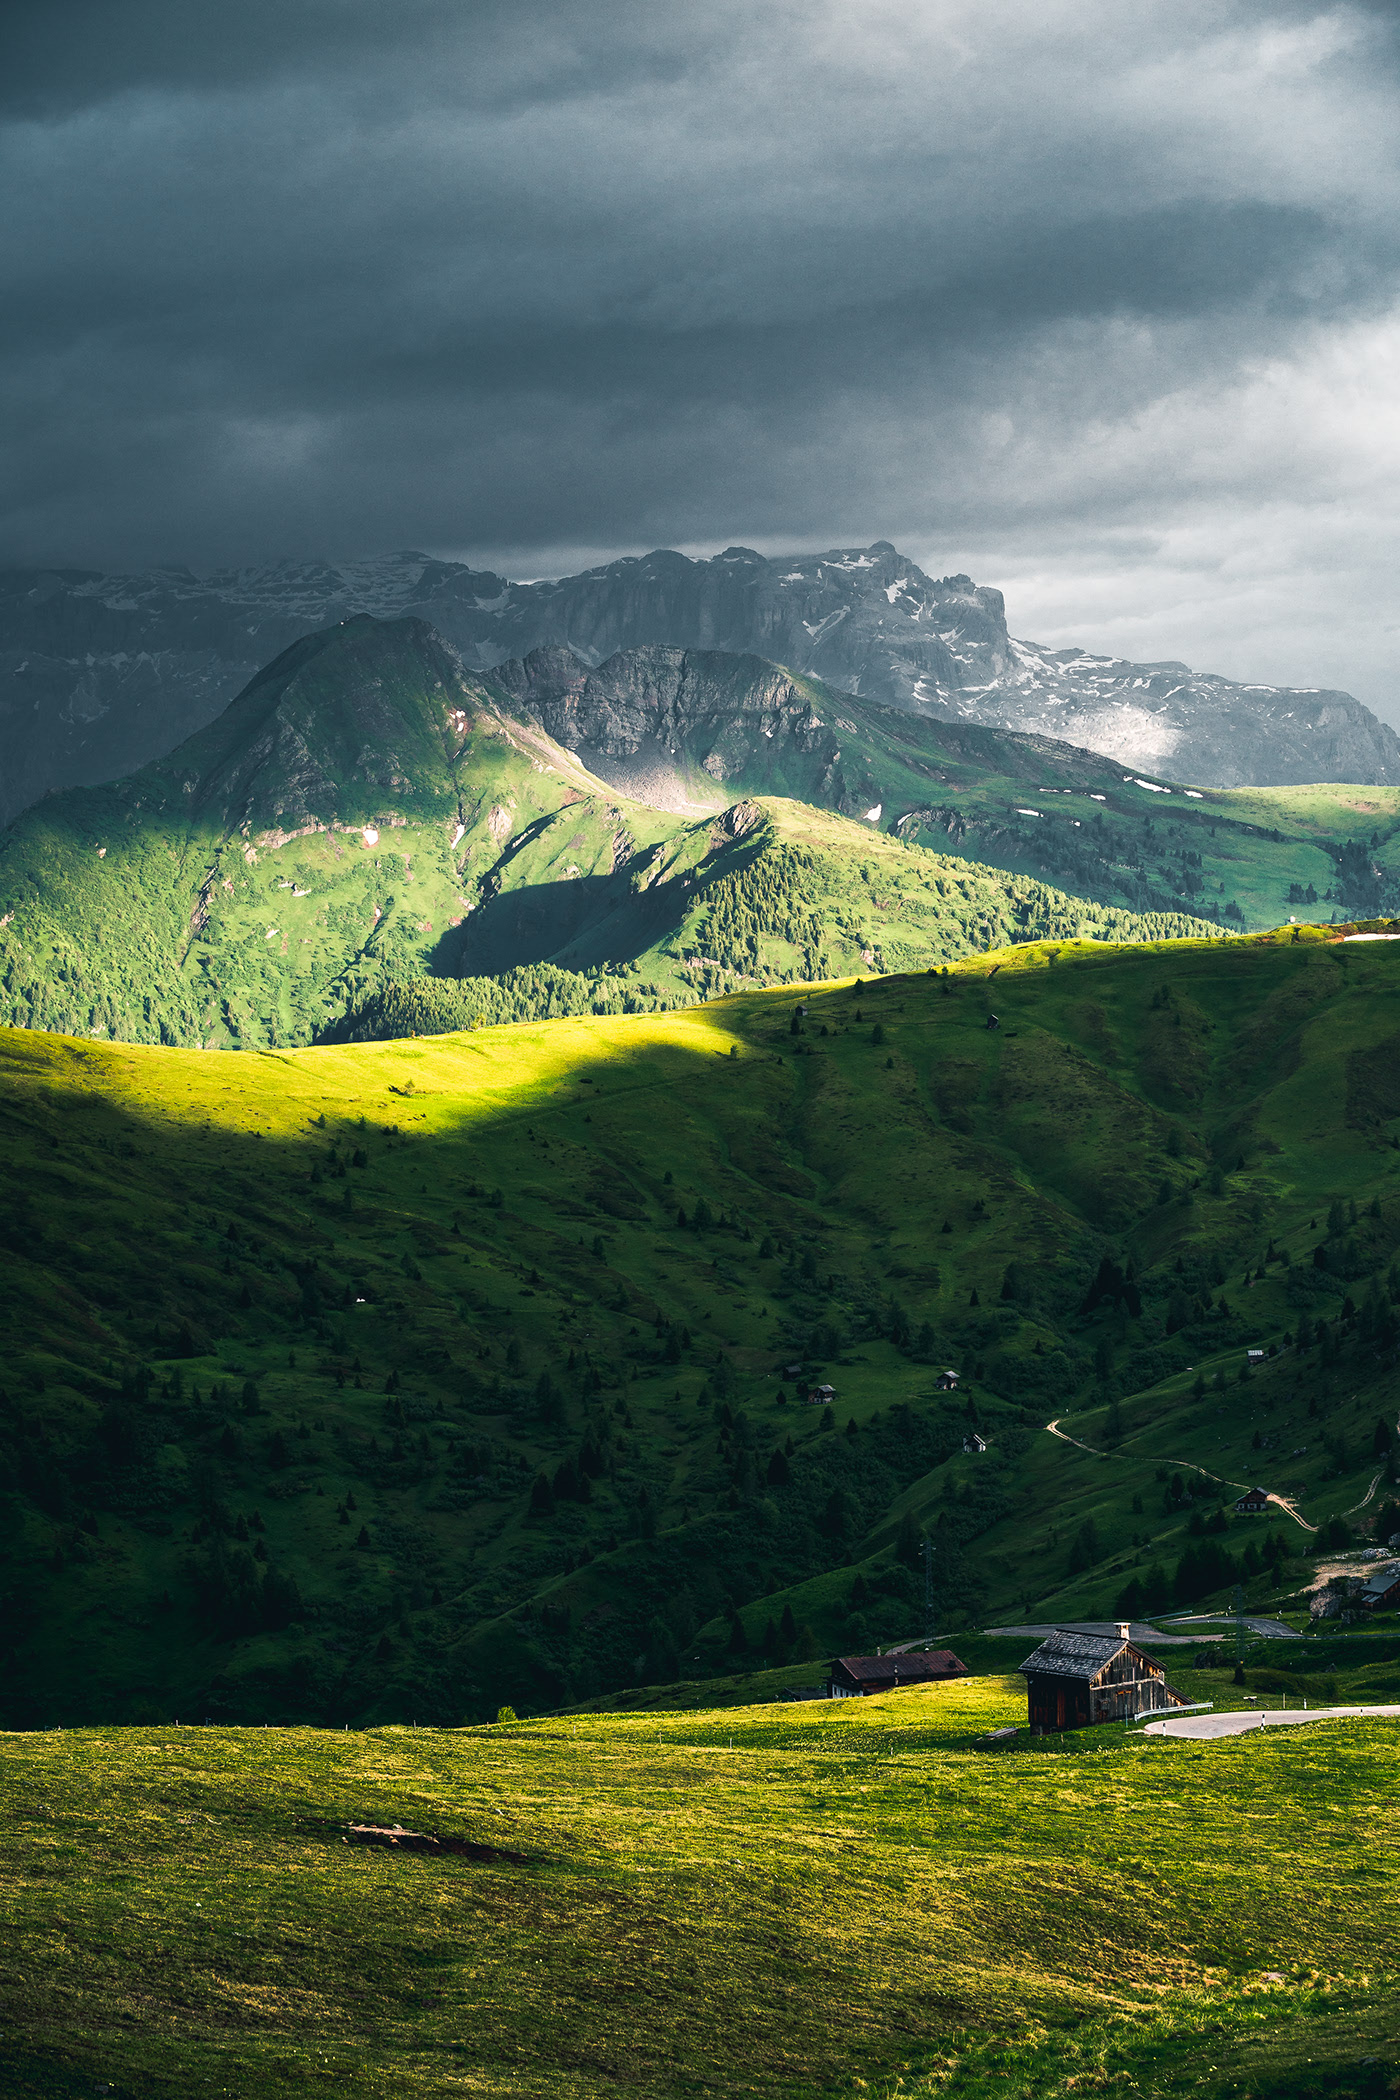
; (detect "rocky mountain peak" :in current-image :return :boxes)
[490,643,597,710]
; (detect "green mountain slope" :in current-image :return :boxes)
[0,617,1215,1049]
[338,795,1217,1040]
[2,927,1398,1727]
[5,615,1398,1061]
[0,618,687,1047]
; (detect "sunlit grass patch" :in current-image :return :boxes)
[3,1701,1397,2096]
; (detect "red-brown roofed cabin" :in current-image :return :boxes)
[829,1650,968,1697]
[1018,1626,1189,1731]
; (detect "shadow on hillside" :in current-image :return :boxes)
[0,988,839,1725]
[434,870,691,976]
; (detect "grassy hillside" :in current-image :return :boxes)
[894,765,1400,937]
[3,1689,1397,2097]
[3,926,1400,1727]
[2,610,1395,1065]
[343,796,1215,1039]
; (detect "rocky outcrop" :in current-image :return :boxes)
[4,542,1397,821]
[454,543,1008,704]
[486,644,845,810]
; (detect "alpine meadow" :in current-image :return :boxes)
[4,614,1400,2099]
[8,5,1400,2093]
[3,928,1400,2095]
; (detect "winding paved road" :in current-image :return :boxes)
[983,1620,1218,1646]
[1155,1612,1300,1639]
[1144,1703,1400,1740]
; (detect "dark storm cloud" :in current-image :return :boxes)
[1,0,641,113]
[4,1,1400,703]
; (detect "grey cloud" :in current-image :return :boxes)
[3,2,1400,709]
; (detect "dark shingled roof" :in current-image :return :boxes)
[833,1650,967,1688]
[1017,1630,1131,1681]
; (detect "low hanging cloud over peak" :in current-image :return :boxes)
[5,0,1400,711]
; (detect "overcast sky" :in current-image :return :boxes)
[5,0,1400,710]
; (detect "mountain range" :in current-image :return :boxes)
[10,611,1400,1052]
[0,618,1227,1051]
[5,543,1396,829]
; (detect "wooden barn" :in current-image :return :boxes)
[1018,1626,1189,1732]
[829,1649,968,1698]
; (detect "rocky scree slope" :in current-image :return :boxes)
[4,543,1396,820]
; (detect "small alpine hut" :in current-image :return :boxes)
[829,1650,969,1698]
[1361,1564,1400,1613]
[1018,1625,1188,1732]
[1234,1486,1270,1515]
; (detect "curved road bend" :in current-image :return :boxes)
[1043,1421,1316,1531]
[1045,1417,1103,1455]
[1145,1703,1400,1741]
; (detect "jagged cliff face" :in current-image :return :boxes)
[3,543,1397,822]
[449,542,1014,704]
[486,644,855,812]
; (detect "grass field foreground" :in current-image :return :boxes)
[3,1679,1398,2098]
